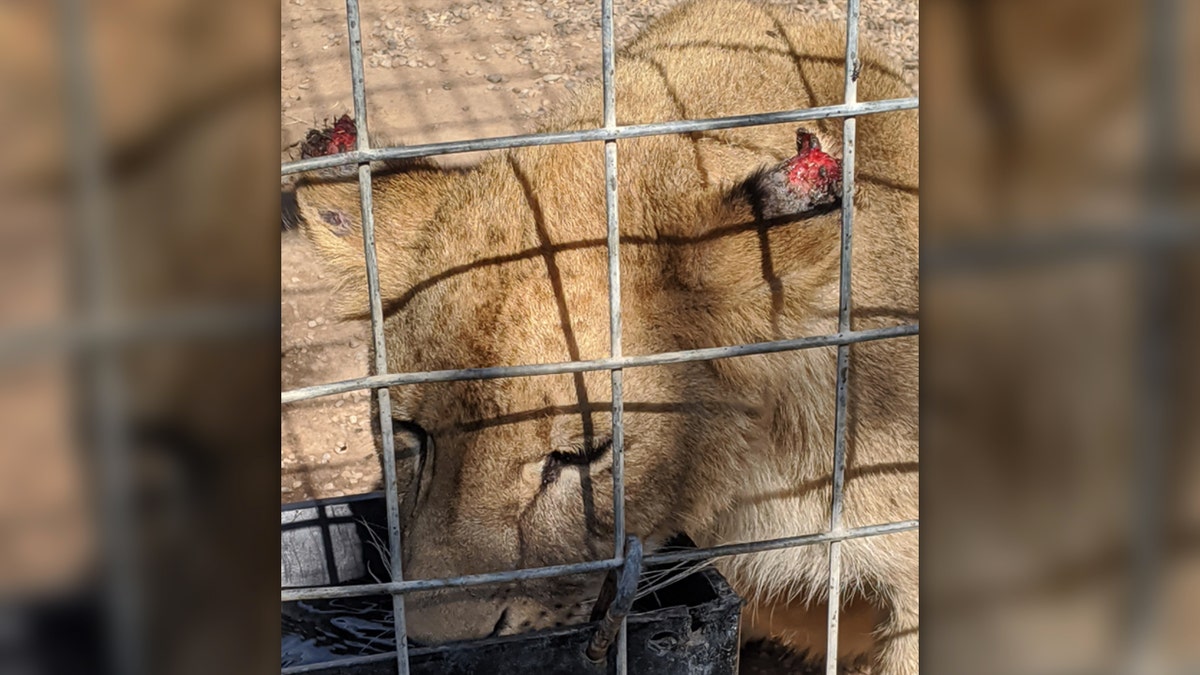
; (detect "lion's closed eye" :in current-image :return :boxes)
[392,420,432,514]
[539,435,613,490]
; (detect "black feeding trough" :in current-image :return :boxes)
[282,493,742,674]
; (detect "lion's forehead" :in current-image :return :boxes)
[389,267,616,373]
[395,373,612,438]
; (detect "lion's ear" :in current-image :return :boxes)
[294,180,377,312]
[293,166,467,315]
[295,180,367,269]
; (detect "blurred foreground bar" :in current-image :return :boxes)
[1,0,280,674]
[923,0,1198,673]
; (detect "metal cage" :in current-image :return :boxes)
[278,1,920,673]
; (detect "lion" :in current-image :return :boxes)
[292,0,918,671]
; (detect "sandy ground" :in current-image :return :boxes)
[281,0,916,671]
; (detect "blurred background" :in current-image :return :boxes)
[0,0,279,673]
[922,0,1199,672]
[0,0,1196,674]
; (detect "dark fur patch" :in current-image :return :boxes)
[319,209,354,236]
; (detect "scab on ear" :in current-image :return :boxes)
[319,209,354,237]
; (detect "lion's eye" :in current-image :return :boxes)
[393,419,431,511]
[540,435,613,489]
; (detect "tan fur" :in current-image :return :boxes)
[294,1,917,671]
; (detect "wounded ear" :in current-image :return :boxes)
[747,129,843,221]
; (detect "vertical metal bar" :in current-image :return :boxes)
[343,0,410,672]
[1128,0,1175,670]
[600,0,627,670]
[826,1,859,673]
[601,0,623,562]
[58,1,142,674]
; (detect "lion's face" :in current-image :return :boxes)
[292,160,778,643]
[386,278,740,642]
[393,374,625,641]
[296,147,842,644]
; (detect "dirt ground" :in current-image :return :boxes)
[280,0,917,502]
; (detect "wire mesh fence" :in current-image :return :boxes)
[278,0,919,673]
[23,0,1192,671]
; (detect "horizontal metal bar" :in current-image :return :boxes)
[283,651,396,675]
[282,323,917,404]
[281,557,622,602]
[923,219,1200,275]
[0,304,276,369]
[281,98,918,175]
[279,519,918,604]
[643,519,918,567]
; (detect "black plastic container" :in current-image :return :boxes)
[282,493,742,674]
